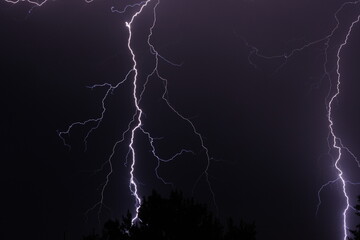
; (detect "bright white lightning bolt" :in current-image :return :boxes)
[5,0,217,224]
[328,14,360,240]
[243,2,360,239]
[124,0,152,223]
[117,0,217,222]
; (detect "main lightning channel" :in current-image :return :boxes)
[243,2,360,239]
[124,0,153,223]
[328,14,360,240]
[124,0,217,221]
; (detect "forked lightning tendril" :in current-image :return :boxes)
[5,0,217,224]
[329,14,360,239]
[244,2,360,239]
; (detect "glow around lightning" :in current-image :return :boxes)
[5,0,217,224]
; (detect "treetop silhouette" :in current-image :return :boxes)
[83,190,256,240]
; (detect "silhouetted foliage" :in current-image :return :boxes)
[349,196,360,240]
[83,190,256,240]
[224,218,256,240]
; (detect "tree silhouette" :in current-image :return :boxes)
[83,190,256,240]
[349,196,360,240]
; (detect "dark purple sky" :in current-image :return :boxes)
[2,1,360,240]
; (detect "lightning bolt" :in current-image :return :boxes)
[124,0,152,223]
[328,14,360,239]
[5,0,217,224]
[243,2,360,239]
[117,0,217,222]
[7,0,360,238]
[4,0,47,6]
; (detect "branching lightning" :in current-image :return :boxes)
[328,15,360,239]
[5,0,217,224]
[243,2,360,239]
[120,0,217,222]
[10,0,360,238]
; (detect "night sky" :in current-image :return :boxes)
[2,0,360,240]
